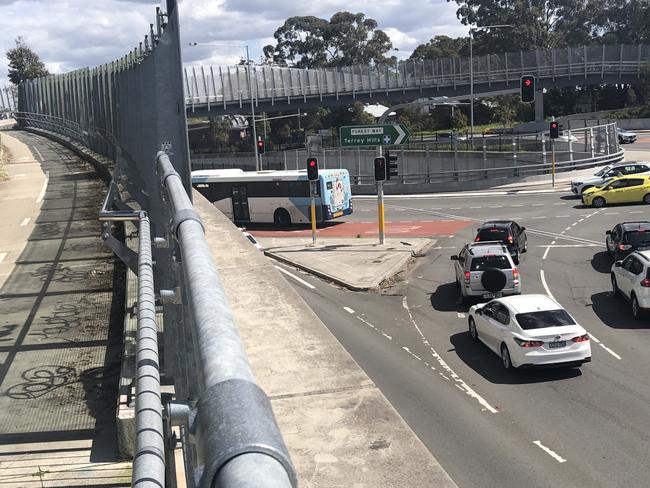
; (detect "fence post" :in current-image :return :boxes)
[605,125,610,154]
[453,138,459,181]
[283,151,287,170]
[542,133,547,169]
[568,129,574,163]
[357,147,361,185]
[589,127,595,158]
[512,137,518,177]
[426,144,431,183]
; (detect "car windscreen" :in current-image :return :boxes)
[597,178,613,189]
[515,310,576,329]
[594,166,611,177]
[623,230,650,246]
[477,228,508,241]
[470,255,511,271]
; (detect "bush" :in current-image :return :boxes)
[450,111,468,130]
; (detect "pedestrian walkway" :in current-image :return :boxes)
[0,131,130,487]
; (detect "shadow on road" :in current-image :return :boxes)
[591,251,612,274]
[449,332,583,384]
[591,292,648,329]
[429,282,469,313]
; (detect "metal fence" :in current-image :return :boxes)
[14,1,296,487]
[0,85,16,117]
[192,121,621,187]
[185,44,650,113]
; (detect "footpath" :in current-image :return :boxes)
[0,130,130,487]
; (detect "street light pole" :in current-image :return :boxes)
[189,42,259,170]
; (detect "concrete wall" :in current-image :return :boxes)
[616,118,650,130]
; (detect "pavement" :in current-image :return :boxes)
[259,237,435,290]
[193,191,458,488]
[0,131,130,487]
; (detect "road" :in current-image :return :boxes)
[272,139,650,488]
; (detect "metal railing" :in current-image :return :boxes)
[184,44,650,114]
[15,1,297,487]
[191,121,621,187]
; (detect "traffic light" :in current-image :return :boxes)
[374,157,386,182]
[386,150,398,180]
[520,75,535,103]
[257,138,265,154]
[549,121,559,139]
[307,157,319,181]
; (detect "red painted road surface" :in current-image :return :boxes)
[248,220,473,238]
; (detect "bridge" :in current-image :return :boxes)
[183,43,650,116]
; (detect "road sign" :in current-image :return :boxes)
[339,124,411,147]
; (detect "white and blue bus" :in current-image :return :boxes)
[192,168,353,226]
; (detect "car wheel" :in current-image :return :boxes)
[501,344,513,370]
[643,194,650,205]
[592,197,606,208]
[618,136,624,144]
[523,240,528,253]
[273,208,292,227]
[468,317,479,342]
[632,294,642,319]
[611,275,621,298]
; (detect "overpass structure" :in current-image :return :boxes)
[184,44,650,116]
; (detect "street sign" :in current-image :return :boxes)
[339,124,411,147]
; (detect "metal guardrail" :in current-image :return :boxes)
[184,44,650,114]
[16,1,298,487]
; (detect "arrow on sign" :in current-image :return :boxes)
[394,125,408,145]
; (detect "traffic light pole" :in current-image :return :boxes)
[310,181,317,246]
[377,146,386,245]
[551,138,556,188]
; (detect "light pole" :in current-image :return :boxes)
[189,42,260,169]
[469,24,511,140]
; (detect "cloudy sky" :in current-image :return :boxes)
[0,0,467,86]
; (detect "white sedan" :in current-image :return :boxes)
[467,294,591,370]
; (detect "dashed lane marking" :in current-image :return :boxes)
[20,218,30,226]
[35,171,49,204]
[539,244,601,248]
[533,441,567,463]
[604,212,620,215]
[629,211,644,214]
[457,313,466,318]
[556,215,571,218]
[0,252,6,264]
[275,266,316,289]
[401,297,499,413]
[343,306,355,314]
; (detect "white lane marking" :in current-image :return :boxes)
[450,207,462,210]
[542,246,551,260]
[578,219,585,223]
[353,188,563,199]
[20,218,31,226]
[552,202,566,205]
[457,313,466,318]
[0,252,6,264]
[433,246,457,249]
[532,203,544,206]
[564,226,572,231]
[533,440,567,463]
[629,211,644,214]
[33,147,44,161]
[382,332,392,340]
[587,333,600,343]
[402,297,498,413]
[402,346,422,361]
[599,343,622,360]
[511,204,524,207]
[539,244,601,248]
[604,212,620,215]
[274,266,316,289]
[469,206,481,209]
[556,215,570,218]
[343,306,355,314]
[356,315,377,330]
[540,270,556,301]
[36,171,49,203]
[531,216,547,219]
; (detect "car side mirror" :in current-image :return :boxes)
[521,227,526,231]
[450,255,458,261]
[606,230,612,235]
[475,308,483,316]
[614,261,622,267]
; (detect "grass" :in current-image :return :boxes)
[0,145,8,181]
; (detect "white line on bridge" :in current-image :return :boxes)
[36,171,49,204]
[343,306,355,314]
[533,440,567,463]
[274,266,315,289]
[0,252,6,264]
[20,218,31,226]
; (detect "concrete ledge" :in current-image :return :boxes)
[194,192,458,487]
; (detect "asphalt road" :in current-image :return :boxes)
[273,143,650,488]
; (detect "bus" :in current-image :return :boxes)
[192,168,353,226]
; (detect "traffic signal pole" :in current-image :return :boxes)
[551,138,556,188]
[377,146,386,245]
[310,182,317,245]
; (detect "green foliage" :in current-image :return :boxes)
[450,110,469,130]
[6,37,48,85]
[263,12,393,68]
[410,35,469,60]
[489,95,520,127]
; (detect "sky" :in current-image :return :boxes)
[0,0,468,87]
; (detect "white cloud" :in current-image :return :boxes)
[0,0,465,86]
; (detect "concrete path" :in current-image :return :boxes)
[259,237,434,290]
[0,131,130,487]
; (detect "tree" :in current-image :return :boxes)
[410,35,469,60]
[450,110,468,130]
[6,37,48,85]
[263,12,393,68]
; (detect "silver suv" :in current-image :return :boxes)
[571,162,650,194]
[451,242,521,303]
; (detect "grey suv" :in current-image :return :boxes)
[451,242,522,303]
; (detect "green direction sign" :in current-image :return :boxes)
[339,124,411,147]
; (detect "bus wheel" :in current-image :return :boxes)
[274,208,291,227]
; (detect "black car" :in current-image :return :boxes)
[474,220,528,264]
[606,221,650,260]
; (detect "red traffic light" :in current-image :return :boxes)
[309,160,316,167]
[524,79,532,86]
[257,139,265,154]
[550,122,558,128]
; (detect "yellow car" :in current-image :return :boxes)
[582,175,650,207]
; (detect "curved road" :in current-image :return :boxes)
[274,139,650,488]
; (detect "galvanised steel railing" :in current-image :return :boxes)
[0,85,17,115]
[15,1,297,487]
[184,44,650,114]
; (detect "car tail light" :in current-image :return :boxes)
[571,334,590,343]
[640,278,650,287]
[618,244,632,251]
[464,271,471,284]
[507,235,514,244]
[513,337,544,348]
[512,268,519,284]
[474,235,480,242]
